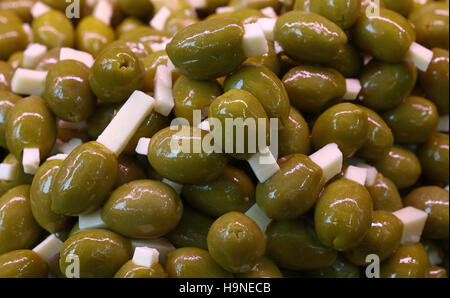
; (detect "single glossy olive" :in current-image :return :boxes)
[0,250,48,278]
[404,186,449,240]
[236,257,283,278]
[315,178,373,251]
[114,261,167,278]
[148,126,229,184]
[367,173,403,212]
[116,17,145,38]
[374,146,422,189]
[345,211,403,265]
[381,243,430,278]
[327,43,364,78]
[0,90,21,148]
[165,247,233,278]
[75,16,115,57]
[207,212,266,273]
[118,0,154,19]
[266,218,338,270]
[115,155,147,187]
[30,158,73,234]
[0,19,27,60]
[0,185,43,254]
[311,103,369,158]
[278,106,311,157]
[32,10,74,49]
[51,141,118,216]
[59,229,132,278]
[419,133,449,184]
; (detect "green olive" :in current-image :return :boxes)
[225,65,290,124]
[104,39,153,61]
[0,61,14,91]
[5,96,57,160]
[256,154,324,220]
[207,212,266,273]
[374,146,422,189]
[75,16,115,57]
[419,133,449,184]
[0,0,34,23]
[0,18,27,60]
[266,218,338,270]
[427,266,448,278]
[89,46,145,103]
[119,26,171,47]
[0,185,43,254]
[115,155,147,187]
[32,10,74,49]
[311,103,369,158]
[315,178,373,251]
[43,60,95,122]
[383,0,413,16]
[30,158,73,234]
[173,75,222,125]
[404,186,449,240]
[278,106,311,157]
[166,18,246,80]
[283,65,346,114]
[381,243,430,278]
[143,50,180,92]
[208,8,265,24]
[419,48,449,115]
[345,211,403,265]
[165,10,199,34]
[101,179,183,238]
[327,43,364,78]
[116,17,145,38]
[148,126,229,184]
[86,103,121,139]
[165,247,233,278]
[230,0,279,10]
[305,256,361,278]
[245,41,282,76]
[382,96,438,144]
[367,173,403,212]
[357,105,394,161]
[274,11,347,64]
[118,0,154,19]
[0,90,21,148]
[0,9,23,25]
[166,206,214,250]
[208,89,269,160]
[352,8,415,63]
[51,141,118,216]
[0,250,48,278]
[114,261,167,278]
[236,257,283,278]
[359,60,417,112]
[0,154,33,197]
[34,47,60,71]
[8,51,24,69]
[59,229,132,278]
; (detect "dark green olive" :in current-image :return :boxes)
[0,90,21,148]
[89,46,145,103]
[419,133,449,184]
[166,206,214,250]
[115,155,147,187]
[278,106,311,157]
[327,43,364,78]
[305,256,361,278]
[207,212,266,273]
[0,250,48,278]
[256,154,324,220]
[381,243,430,278]
[236,257,283,278]
[182,166,255,217]
[367,173,403,212]
[86,103,121,139]
[148,126,229,184]
[59,229,132,278]
[266,218,338,270]
[118,0,154,19]
[43,60,95,122]
[101,180,183,239]
[51,141,118,216]
[165,247,233,278]
[0,185,43,254]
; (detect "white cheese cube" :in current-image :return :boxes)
[79,209,108,230]
[131,238,175,265]
[132,247,160,268]
[256,18,276,41]
[0,163,17,181]
[438,115,449,133]
[150,6,171,31]
[185,0,206,9]
[393,206,428,245]
[216,6,235,14]
[32,234,63,264]
[23,43,47,69]
[260,7,277,18]
[22,147,40,175]
[60,48,95,68]
[343,79,361,100]
[359,164,378,187]
[247,146,280,183]
[58,138,82,155]
[245,204,271,235]
[404,42,434,72]
[22,23,33,43]
[344,165,367,186]
[197,119,211,132]
[162,178,183,194]
[154,65,175,116]
[309,143,343,183]
[31,2,51,18]
[166,57,176,73]
[242,23,269,57]
[445,185,449,192]
[93,0,113,25]
[135,137,151,155]
[46,153,68,161]
[96,90,155,156]
[11,68,47,96]
[274,41,283,54]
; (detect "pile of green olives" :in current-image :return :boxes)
[0,0,448,279]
